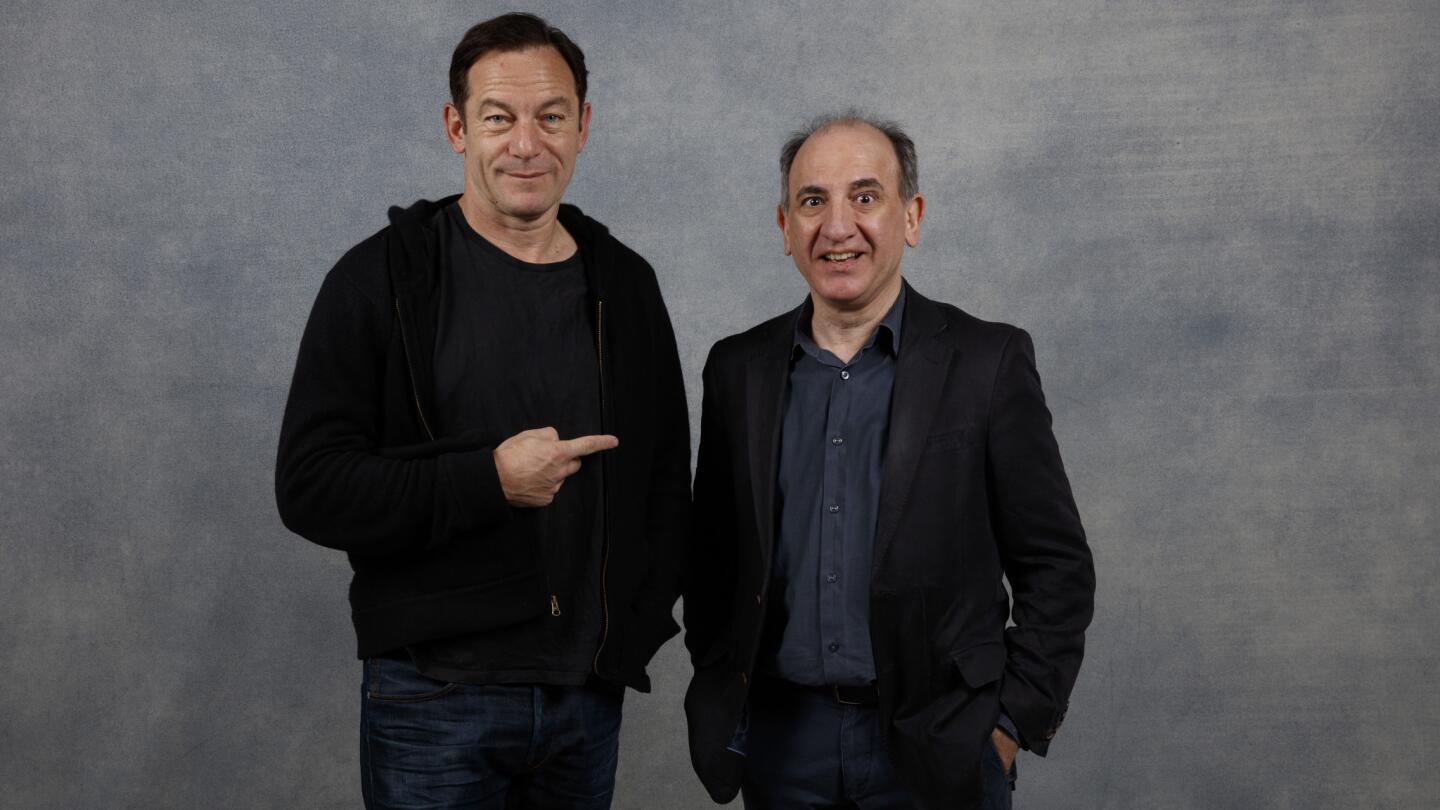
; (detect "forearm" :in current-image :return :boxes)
[274,268,511,555]
[276,432,509,556]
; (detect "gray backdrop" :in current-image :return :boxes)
[3,0,1436,807]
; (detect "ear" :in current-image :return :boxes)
[904,193,925,248]
[576,102,592,153]
[444,102,466,155]
[777,204,793,256]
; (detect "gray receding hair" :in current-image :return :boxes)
[778,110,919,210]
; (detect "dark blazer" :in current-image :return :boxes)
[683,282,1095,810]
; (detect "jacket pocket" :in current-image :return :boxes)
[949,641,1006,688]
[922,426,974,454]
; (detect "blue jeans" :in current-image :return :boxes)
[738,681,1015,809]
[360,653,623,810]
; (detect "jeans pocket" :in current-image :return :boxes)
[365,654,460,703]
[981,740,1015,810]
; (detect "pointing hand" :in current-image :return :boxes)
[493,427,618,507]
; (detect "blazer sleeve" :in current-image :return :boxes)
[683,347,740,665]
[987,328,1096,755]
[274,263,511,557]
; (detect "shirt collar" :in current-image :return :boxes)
[792,284,907,361]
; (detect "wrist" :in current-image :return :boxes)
[995,712,1024,749]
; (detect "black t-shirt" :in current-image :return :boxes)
[406,201,604,685]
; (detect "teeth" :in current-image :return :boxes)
[824,252,859,261]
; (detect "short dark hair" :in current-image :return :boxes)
[449,13,588,118]
[779,111,919,209]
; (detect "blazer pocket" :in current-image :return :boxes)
[949,641,1006,688]
[923,426,975,454]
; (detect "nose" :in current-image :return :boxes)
[509,118,541,160]
[819,201,856,242]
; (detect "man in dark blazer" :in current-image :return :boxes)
[683,113,1095,810]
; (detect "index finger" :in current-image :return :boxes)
[557,434,619,458]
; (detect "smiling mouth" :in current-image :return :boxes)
[822,252,861,262]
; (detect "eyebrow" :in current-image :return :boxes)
[794,177,885,201]
[476,96,574,114]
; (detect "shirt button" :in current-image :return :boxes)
[840,370,850,380]
[828,503,840,513]
[831,436,844,446]
[828,641,841,652]
[826,573,838,583]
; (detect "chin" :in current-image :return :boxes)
[499,197,558,220]
[813,279,869,305]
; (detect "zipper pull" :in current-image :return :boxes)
[550,594,562,617]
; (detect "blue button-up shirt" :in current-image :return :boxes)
[761,288,905,687]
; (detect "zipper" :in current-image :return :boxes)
[393,297,435,441]
[397,291,564,616]
[591,298,612,675]
[542,510,560,617]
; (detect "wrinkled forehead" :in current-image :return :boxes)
[789,123,902,193]
[466,46,581,109]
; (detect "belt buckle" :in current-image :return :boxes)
[833,684,861,706]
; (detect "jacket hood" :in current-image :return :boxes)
[388,195,459,228]
[386,196,608,243]
[386,196,610,296]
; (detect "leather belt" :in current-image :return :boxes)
[757,676,879,706]
[828,683,879,706]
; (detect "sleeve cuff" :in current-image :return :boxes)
[437,447,511,535]
[997,712,1026,750]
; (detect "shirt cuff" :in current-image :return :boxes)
[997,712,1025,750]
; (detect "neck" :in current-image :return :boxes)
[809,278,903,365]
[457,192,576,264]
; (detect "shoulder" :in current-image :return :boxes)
[910,286,1031,360]
[557,204,670,312]
[319,225,390,306]
[706,307,798,373]
[323,196,454,303]
[560,204,654,272]
[596,223,651,269]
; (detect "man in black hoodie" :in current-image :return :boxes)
[275,13,689,809]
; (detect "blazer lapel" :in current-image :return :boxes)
[873,285,955,575]
[742,316,796,573]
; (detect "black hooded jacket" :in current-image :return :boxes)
[275,196,690,691]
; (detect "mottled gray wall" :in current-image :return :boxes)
[2,0,1436,807]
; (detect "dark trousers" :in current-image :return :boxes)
[739,680,1015,810]
[360,653,623,810]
